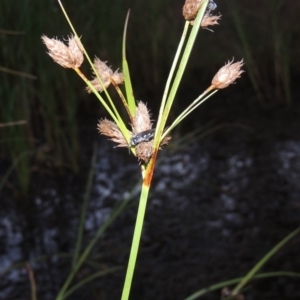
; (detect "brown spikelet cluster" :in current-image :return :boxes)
[132,102,152,134]
[183,0,204,21]
[97,119,129,148]
[198,14,221,29]
[132,102,171,163]
[97,102,171,164]
[183,0,219,29]
[211,59,245,89]
[136,135,171,163]
[86,57,124,93]
[133,102,154,163]
[41,34,84,69]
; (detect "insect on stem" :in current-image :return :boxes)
[130,129,155,147]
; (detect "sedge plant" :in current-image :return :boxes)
[42,0,244,299]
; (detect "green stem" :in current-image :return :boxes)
[157,21,190,124]
[161,88,217,140]
[58,0,130,143]
[184,271,300,300]
[75,69,130,144]
[122,10,136,116]
[121,182,151,300]
[154,0,209,150]
[231,227,300,297]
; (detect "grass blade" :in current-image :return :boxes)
[184,271,300,300]
[230,227,300,297]
[122,10,136,116]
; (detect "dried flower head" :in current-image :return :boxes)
[97,119,129,148]
[130,102,171,163]
[131,102,153,162]
[111,70,124,86]
[41,34,84,69]
[211,59,244,89]
[135,140,154,163]
[132,102,153,134]
[183,0,217,22]
[134,135,171,164]
[86,57,124,93]
[199,14,221,29]
[183,0,204,21]
[98,102,171,164]
[94,57,113,79]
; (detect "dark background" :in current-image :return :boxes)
[0,0,300,299]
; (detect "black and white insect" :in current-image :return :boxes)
[206,0,217,15]
[130,129,155,147]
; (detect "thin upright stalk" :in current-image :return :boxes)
[58,0,130,142]
[158,21,190,119]
[26,263,37,300]
[230,227,300,297]
[184,271,300,300]
[161,88,217,140]
[121,178,151,300]
[122,10,136,116]
[154,0,209,150]
[121,3,211,299]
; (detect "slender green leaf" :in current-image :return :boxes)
[231,227,300,297]
[122,10,136,116]
[184,271,300,300]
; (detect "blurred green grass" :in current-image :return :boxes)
[0,0,299,195]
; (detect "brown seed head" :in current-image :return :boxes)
[41,34,84,69]
[97,118,129,148]
[98,102,171,164]
[135,140,154,163]
[183,0,204,21]
[200,14,221,29]
[94,57,113,79]
[131,102,153,162]
[132,101,152,134]
[86,57,124,93]
[87,77,111,93]
[135,134,171,164]
[111,70,124,85]
[130,102,171,163]
[211,59,244,89]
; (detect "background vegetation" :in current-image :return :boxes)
[1,0,300,195]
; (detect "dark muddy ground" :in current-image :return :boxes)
[0,93,300,300]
